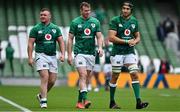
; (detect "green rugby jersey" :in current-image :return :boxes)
[69,16,101,55]
[109,15,139,55]
[29,22,62,56]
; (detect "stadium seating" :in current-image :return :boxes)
[0,0,8,40]
[134,5,158,58]
[24,0,35,25]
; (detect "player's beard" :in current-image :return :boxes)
[41,18,50,25]
[40,18,46,23]
[82,13,90,19]
[122,12,131,19]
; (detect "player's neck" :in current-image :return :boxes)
[122,15,131,20]
[42,21,50,26]
[81,15,90,20]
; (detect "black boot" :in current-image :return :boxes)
[109,100,121,109]
[136,98,149,109]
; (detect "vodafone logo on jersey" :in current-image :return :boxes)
[124,29,131,36]
[84,28,91,36]
[45,34,52,40]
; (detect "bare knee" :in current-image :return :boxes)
[110,73,119,84]
[130,73,139,81]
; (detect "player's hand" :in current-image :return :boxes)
[98,48,103,57]
[28,58,34,67]
[128,39,136,47]
[67,55,73,65]
[59,54,65,62]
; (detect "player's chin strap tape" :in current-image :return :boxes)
[112,66,122,73]
[128,64,139,74]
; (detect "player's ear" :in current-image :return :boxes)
[49,14,51,19]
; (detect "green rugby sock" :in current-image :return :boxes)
[78,90,82,102]
[132,81,140,99]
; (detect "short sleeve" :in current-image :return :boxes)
[69,21,76,35]
[109,18,117,31]
[56,27,62,37]
[29,27,37,38]
[134,20,139,32]
[96,20,101,32]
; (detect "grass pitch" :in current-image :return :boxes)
[0,85,180,111]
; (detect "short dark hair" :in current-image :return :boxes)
[80,2,91,10]
[40,8,51,13]
[122,1,133,9]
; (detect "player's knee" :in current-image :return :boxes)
[130,73,139,80]
[112,73,119,78]
[79,72,87,78]
[111,73,119,83]
[128,64,139,74]
[105,72,112,78]
[79,75,86,80]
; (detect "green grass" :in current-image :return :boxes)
[0,86,180,111]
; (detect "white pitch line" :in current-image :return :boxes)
[0,96,32,112]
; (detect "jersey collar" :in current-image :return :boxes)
[80,16,91,21]
[120,15,132,21]
[40,22,51,27]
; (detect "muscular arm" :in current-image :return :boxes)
[129,32,141,46]
[96,32,103,57]
[133,32,140,44]
[108,30,126,44]
[27,38,35,59]
[96,32,103,49]
[57,36,65,62]
[27,38,35,66]
[67,33,74,65]
[67,33,74,56]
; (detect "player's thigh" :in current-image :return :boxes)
[86,55,95,71]
[124,53,138,64]
[103,64,112,73]
[49,56,58,73]
[110,55,124,73]
[35,53,49,71]
[74,54,87,68]
[77,66,87,77]
[93,64,101,73]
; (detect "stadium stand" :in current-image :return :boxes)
[134,4,158,58]
[0,0,180,77]
[24,0,35,25]
[0,0,8,40]
[50,0,62,25]
[58,0,71,26]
